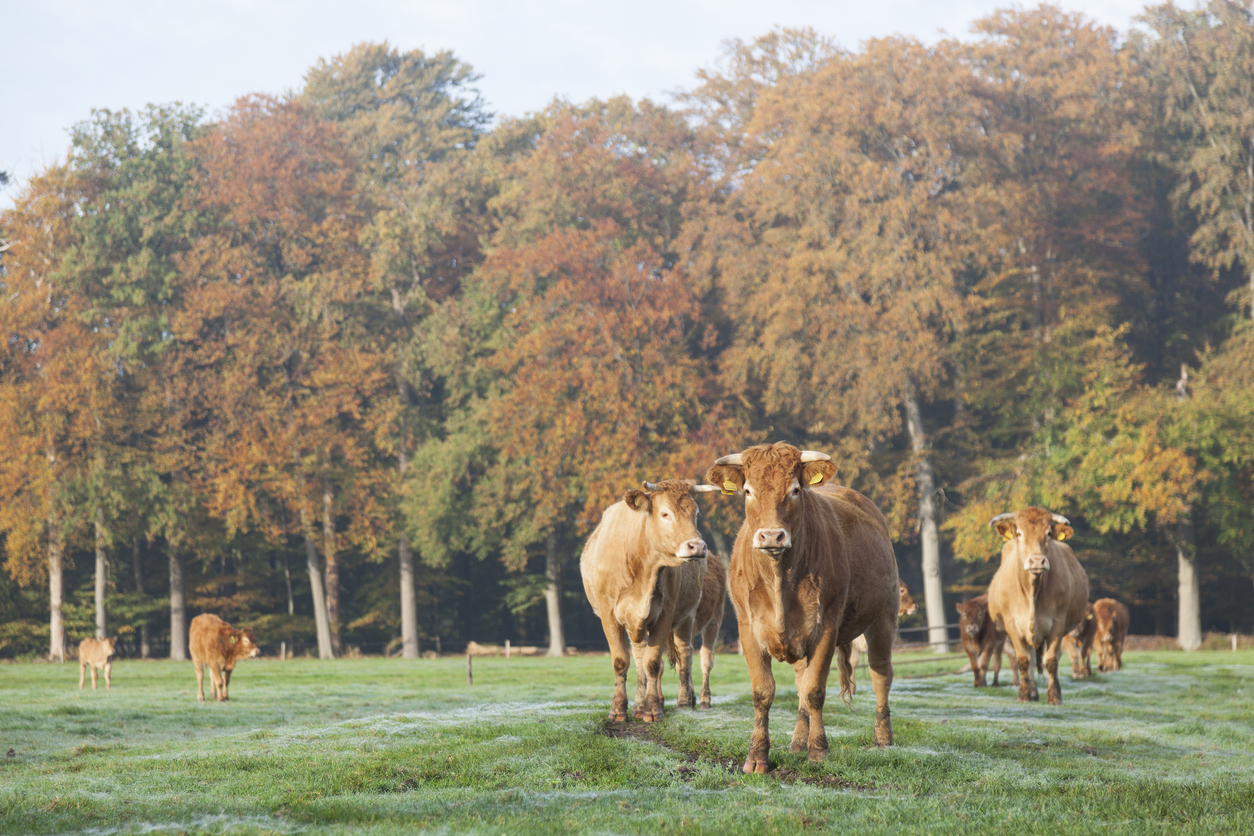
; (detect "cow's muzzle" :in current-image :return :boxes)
[675,539,708,560]
[1023,555,1049,576]
[752,528,791,556]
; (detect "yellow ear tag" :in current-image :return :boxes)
[1086,612,1094,620]
[722,481,737,496]
[1001,530,1014,541]
[809,472,824,485]
[229,635,237,644]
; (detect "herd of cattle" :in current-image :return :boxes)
[69,442,1132,776]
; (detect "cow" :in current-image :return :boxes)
[581,479,719,722]
[1064,602,1097,679]
[986,507,1089,704]
[189,613,260,702]
[77,637,116,690]
[848,581,919,682]
[708,442,899,773]
[1094,598,1130,672]
[691,553,728,709]
[956,594,1017,687]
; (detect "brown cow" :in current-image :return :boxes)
[708,443,899,773]
[78,637,116,690]
[956,595,1017,687]
[987,507,1089,704]
[1094,598,1130,672]
[581,480,719,722]
[189,613,260,702]
[1064,602,1097,679]
[848,581,919,681]
[691,554,727,709]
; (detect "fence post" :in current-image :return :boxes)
[505,640,510,659]
[280,641,286,661]
[467,653,473,686]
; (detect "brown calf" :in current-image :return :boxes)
[581,480,718,722]
[189,613,260,702]
[1094,598,1130,672]
[987,507,1089,704]
[1064,602,1097,679]
[955,595,1016,687]
[78,637,116,690]
[709,443,899,773]
[691,554,727,709]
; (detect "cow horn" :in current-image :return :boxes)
[691,484,721,493]
[642,481,660,492]
[1050,513,1071,525]
[798,451,831,463]
[988,512,1016,527]
[714,453,744,466]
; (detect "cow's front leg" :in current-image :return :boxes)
[1043,635,1064,705]
[79,662,86,690]
[600,615,631,721]
[635,636,667,723]
[740,621,775,774]
[630,638,649,719]
[699,638,715,709]
[789,659,809,752]
[91,665,99,690]
[195,660,206,702]
[1012,636,1036,702]
[104,661,112,690]
[672,619,697,709]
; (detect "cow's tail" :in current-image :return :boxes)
[667,632,679,669]
[837,643,854,708]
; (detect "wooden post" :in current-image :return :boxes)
[466,653,473,686]
[281,641,286,661]
[505,640,510,659]
[1232,634,1238,652]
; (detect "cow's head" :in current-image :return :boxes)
[989,507,1072,578]
[955,598,988,637]
[706,443,836,559]
[622,479,718,566]
[898,581,919,616]
[102,637,117,656]
[232,628,260,658]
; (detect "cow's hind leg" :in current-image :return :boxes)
[79,662,86,690]
[600,614,631,722]
[672,617,698,709]
[864,616,895,748]
[194,659,206,702]
[1043,634,1065,706]
[90,665,99,690]
[104,662,112,690]
[1064,635,1084,680]
[789,659,809,752]
[698,620,717,709]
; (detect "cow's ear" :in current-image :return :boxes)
[994,520,1016,541]
[706,465,744,496]
[955,602,967,616]
[801,460,836,488]
[624,489,651,512]
[1051,523,1074,542]
[229,635,237,645]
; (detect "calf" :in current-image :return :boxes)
[189,613,260,702]
[581,480,718,722]
[1064,602,1097,679]
[955,595,1016,687]
[709,443,899,773]
[987,507,1089,704]
[690,554,727,709]
[78,637,116,690]
[1094,598,1130,672]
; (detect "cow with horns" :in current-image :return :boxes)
[581,479,721,723]
[986,507,1089,704]
[707,443,900,773]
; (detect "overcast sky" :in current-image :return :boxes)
[3,0,1151,206]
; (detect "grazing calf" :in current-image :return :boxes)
[690,554,727,709]
[78,637,116,690]
[581,480,719,722]
[708,443,899,773]
[1094,598,1130,672]
[1064,603,1097,679]
[987,507,1089,704]
[848,581,919,684]
[189,614,260,702]
[956,595,1016,687]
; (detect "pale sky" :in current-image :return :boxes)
[3,0,1150,206]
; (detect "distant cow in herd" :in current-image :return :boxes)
[189,613,260,702]
[78,636,116,690]
[1094,598,1130,672]
[581,480,721,722]
[708,443,899,773]
[955,594,1017,687]
[1065,602,1098,679]
[987,507,1089,704]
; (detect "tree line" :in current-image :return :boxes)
[1,2,1252,661]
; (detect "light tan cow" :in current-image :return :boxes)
[1094,598,1130,672]
[78,637,116,690]
[848,581,918,683]
[708,443,899,773]
[189,613,260,702]
[581,480,719,722]
[690,554,727,709]
[987,507,1089,704]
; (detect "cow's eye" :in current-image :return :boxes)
[661,512,671,520]
[790,486,800,497]
[744,487,752,497]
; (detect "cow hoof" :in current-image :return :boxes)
[790,741,806,753]
[608,712,628,723]
[1048,692,1062,706]
[699,699,711,710]
[807,749,828,764]
[742,758,769,774]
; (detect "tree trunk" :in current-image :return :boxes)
[544,530,565,658]
[132,536,149,658]
[301,508,335,659]
[399,534,419,659]
[48,514,65,662]
[1176,512,1202,651]
[906,395,947,653]
[169,549,187,661]
[94,506,107,639]
[322,488,342,655]
[281,552,294,615]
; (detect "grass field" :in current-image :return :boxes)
[2,649,1253,835]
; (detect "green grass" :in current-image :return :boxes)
[1,650,1252,834]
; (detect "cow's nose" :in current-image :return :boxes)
[676,539,708,559]
[1024,555,1049,574]
[753,528,791,552]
